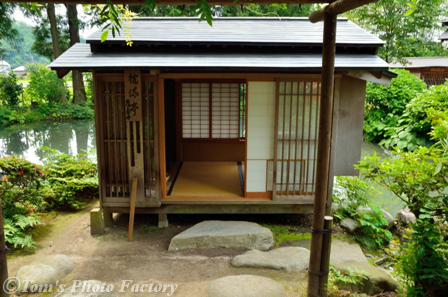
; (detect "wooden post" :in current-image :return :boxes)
[307,12,337,297]
[0,206,8,297]
[309,0,378,23]
[128,178,138,242]
[319,216,334,296]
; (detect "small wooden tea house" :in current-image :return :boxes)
[49,17,394,228]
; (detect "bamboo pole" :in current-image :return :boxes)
[319,216,334,296]
[307,12,336,297]
[128,178,138,242]
[309,0,378,23]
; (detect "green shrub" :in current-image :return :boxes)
[379,82,448,151]
[358,116,448,295]
[363,69,426,143]
[0,156,45,248]
[41,147,98,210]
[26,64,67,104]
[0,71,23,106]
[0,151,99,249]
[333,176,392,250]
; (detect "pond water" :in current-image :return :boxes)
[0,119,405,215]
[0,119,96,164]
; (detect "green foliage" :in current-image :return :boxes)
[333,176,374,220]
[3,215,41,249]
[32,15,70,61]
[328,266,368,296]
[357,146,448,219]
[333,176,392,250]
[0,151,99,249]
[358,115,448,295]
[1,21,49,69]
[0,156,45,248]
[0,102,93,126]
[0,71,23,106]
[347,0,448,63]
[26,64,68,104]
[41,147,98,210]
[0,2,20,55]
[378,82,448,151]
[263,224,310,247]
[0,156,46,215]
[363,69,426,144]
[395,219,448,297]
[354,205,392,250]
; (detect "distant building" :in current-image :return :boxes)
[0,60,11,75]
[390,57,448,86]
[13,66,27,77]
[441,20,448,42]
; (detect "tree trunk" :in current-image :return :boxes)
[47,4,67,103]
[66,4,86,104]
[0,206,9,297]
[47,4,60,59]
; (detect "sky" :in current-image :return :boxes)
[13,5,98,39]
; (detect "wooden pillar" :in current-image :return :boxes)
[307,12,337,297]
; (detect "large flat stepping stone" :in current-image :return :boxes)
[333,261,400,295]
[168,221,274,251]
[35,254,75,278]
[206,275,284,297]
[330,240,368,266]
[231,247,310,272]
[15,264,60,295]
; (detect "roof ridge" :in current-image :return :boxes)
[133,17,349,21]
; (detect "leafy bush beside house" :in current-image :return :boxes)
[332,176,392,250]
[0,150,98,249]
[357,114,448,296]
[363,69,426,144]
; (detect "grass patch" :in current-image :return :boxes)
[263,224,311,248]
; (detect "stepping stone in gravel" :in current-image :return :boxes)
[231,247,310,272]
[15,263,60,295]
[206,275,284,297]
[333,261,400,295]
[330,240,369,266]
[168,221,274,251]
[55,280,118,297]
[35,254,75,278]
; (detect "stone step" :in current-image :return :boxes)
[168,220,274,251]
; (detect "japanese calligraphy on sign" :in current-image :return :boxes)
[124,70,142,121]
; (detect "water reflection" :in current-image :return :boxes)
[0,119,96,164]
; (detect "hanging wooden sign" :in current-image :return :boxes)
[124,70,142,121]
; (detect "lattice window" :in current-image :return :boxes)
[97,75,157,200]
[182,83,210,138]
[273,80,321,197]
[182,82,246,139]
[422,73,448,86]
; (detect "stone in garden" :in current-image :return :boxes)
[168,221,274,251]
[15,263,60,295]
[231,246,310,271]
[396,207,416,226]
[333,261,400,295]
[382,209,395,230]
[340,218,360,234]
[330,240,368,266]
[35,254,75,278]
[55,280,118,297]
[205,275,284,297]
